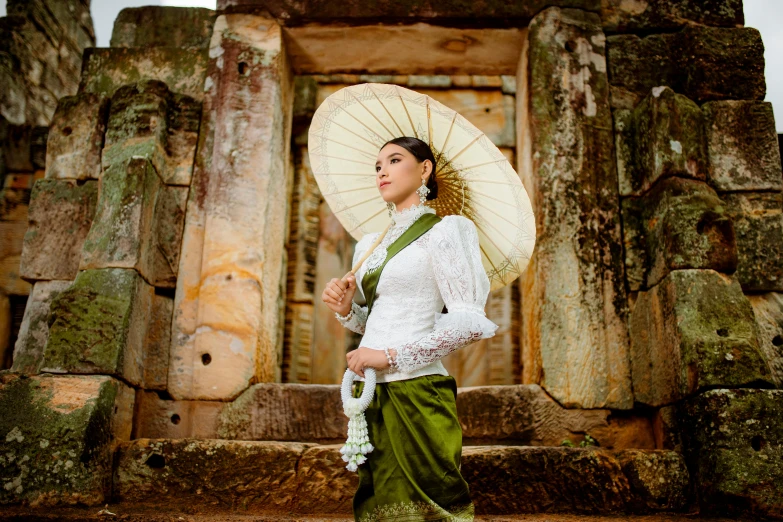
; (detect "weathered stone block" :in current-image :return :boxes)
[282,303,315,383]
[622,177,737,291]
[163,93,201,186]
[680,26,765,103]
[0,186,31,222]
[0,373,134,506]
[168,14,294,400]
[721,192,783,292]
[45,93,109,181]
[462,446,687,515]
[652,404,682,452]
[681,389,783,519]
[10,280,71,374]
[747,293,783,388]
[606,33,681,109]
[19,179,98,281]
[286,146,320,303]
[141,382,652,449]
[457,384,654,449]
[601,0,743,32]
[293,76,318,121]
[703,100,783,192]
[142,294,173,390]
[133,390,224,439]
[2,123,35,173]
[629,269,773,408]
[500,74,516,94]
[0,257,30,296]
[216,383,346,442]
[79,158,160,282]
[7,0,95,52]
[101,82,169,174]
[101,80,200,186]
[615,449,689,513]
[79,47,209,102]
[114,439,315,509]
[218,0,601,25]
[110,6,216,49]
[292,444,357,513]
[41,268,154,387]
[152,186,187,288]
[407,74,451,88]
[522,7,632,409]
[29,127,46,171]
[0,221,30,295]
[629,87,708,196]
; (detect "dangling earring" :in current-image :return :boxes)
[386,201,395,219]
[416,178,430,205]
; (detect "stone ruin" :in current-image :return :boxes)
[0,0,781,519]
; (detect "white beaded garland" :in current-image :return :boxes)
[339,367,377,472]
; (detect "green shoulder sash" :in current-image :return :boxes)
[361,212,441,316]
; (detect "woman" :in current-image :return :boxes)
[321,136,498,522]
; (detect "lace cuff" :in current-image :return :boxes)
[388,305,499,374]
[335,301,369,335]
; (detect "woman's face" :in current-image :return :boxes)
[375,143,430,206]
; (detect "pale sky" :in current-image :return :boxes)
[1,0,782,131]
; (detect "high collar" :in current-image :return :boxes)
[390,202,436,227]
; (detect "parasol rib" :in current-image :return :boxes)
[435,112,458,167]
[347,90,396,140]
[333,194,382,214]
[320,136,378,160]
[316,154,372,165]
[348,206,387,234]
[439,134,483,171]
[393,85,419,139]
[321,118,386,150]
[368,85,406,137]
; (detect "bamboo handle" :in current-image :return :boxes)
[342,221,392,282]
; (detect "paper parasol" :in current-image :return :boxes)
[307,83,536,291]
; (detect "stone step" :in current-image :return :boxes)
[112,439,690,516]
[135,383,657,450]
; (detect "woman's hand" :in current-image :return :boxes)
[346,347,396,378]
[322,274,358,316]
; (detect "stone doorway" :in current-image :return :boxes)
[281,24,527,386]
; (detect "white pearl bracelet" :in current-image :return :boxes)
[384,347,398,372]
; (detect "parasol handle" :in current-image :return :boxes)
[342,221,392,282]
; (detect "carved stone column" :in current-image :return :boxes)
[169,15,294,400]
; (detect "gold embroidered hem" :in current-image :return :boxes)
[358,499,475,522]
[352,375,474,522]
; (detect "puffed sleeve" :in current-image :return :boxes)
[334,232,377,335]
[390,215,499,373]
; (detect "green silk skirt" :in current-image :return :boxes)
[351,374,475,522]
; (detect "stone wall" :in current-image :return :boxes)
[0,0,780,516]
[601,1,781,516]
[0,0,95,370]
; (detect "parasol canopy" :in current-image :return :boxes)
[307,82,536,291]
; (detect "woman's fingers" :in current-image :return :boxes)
[325,286,342,302]
[346,349,364,378]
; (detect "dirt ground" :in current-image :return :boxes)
[0,504,749,522]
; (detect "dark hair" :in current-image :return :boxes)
[379,136,438,201]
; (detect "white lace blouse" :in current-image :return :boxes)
[335,203,499,383]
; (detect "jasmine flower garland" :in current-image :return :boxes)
[339,366,377,472]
